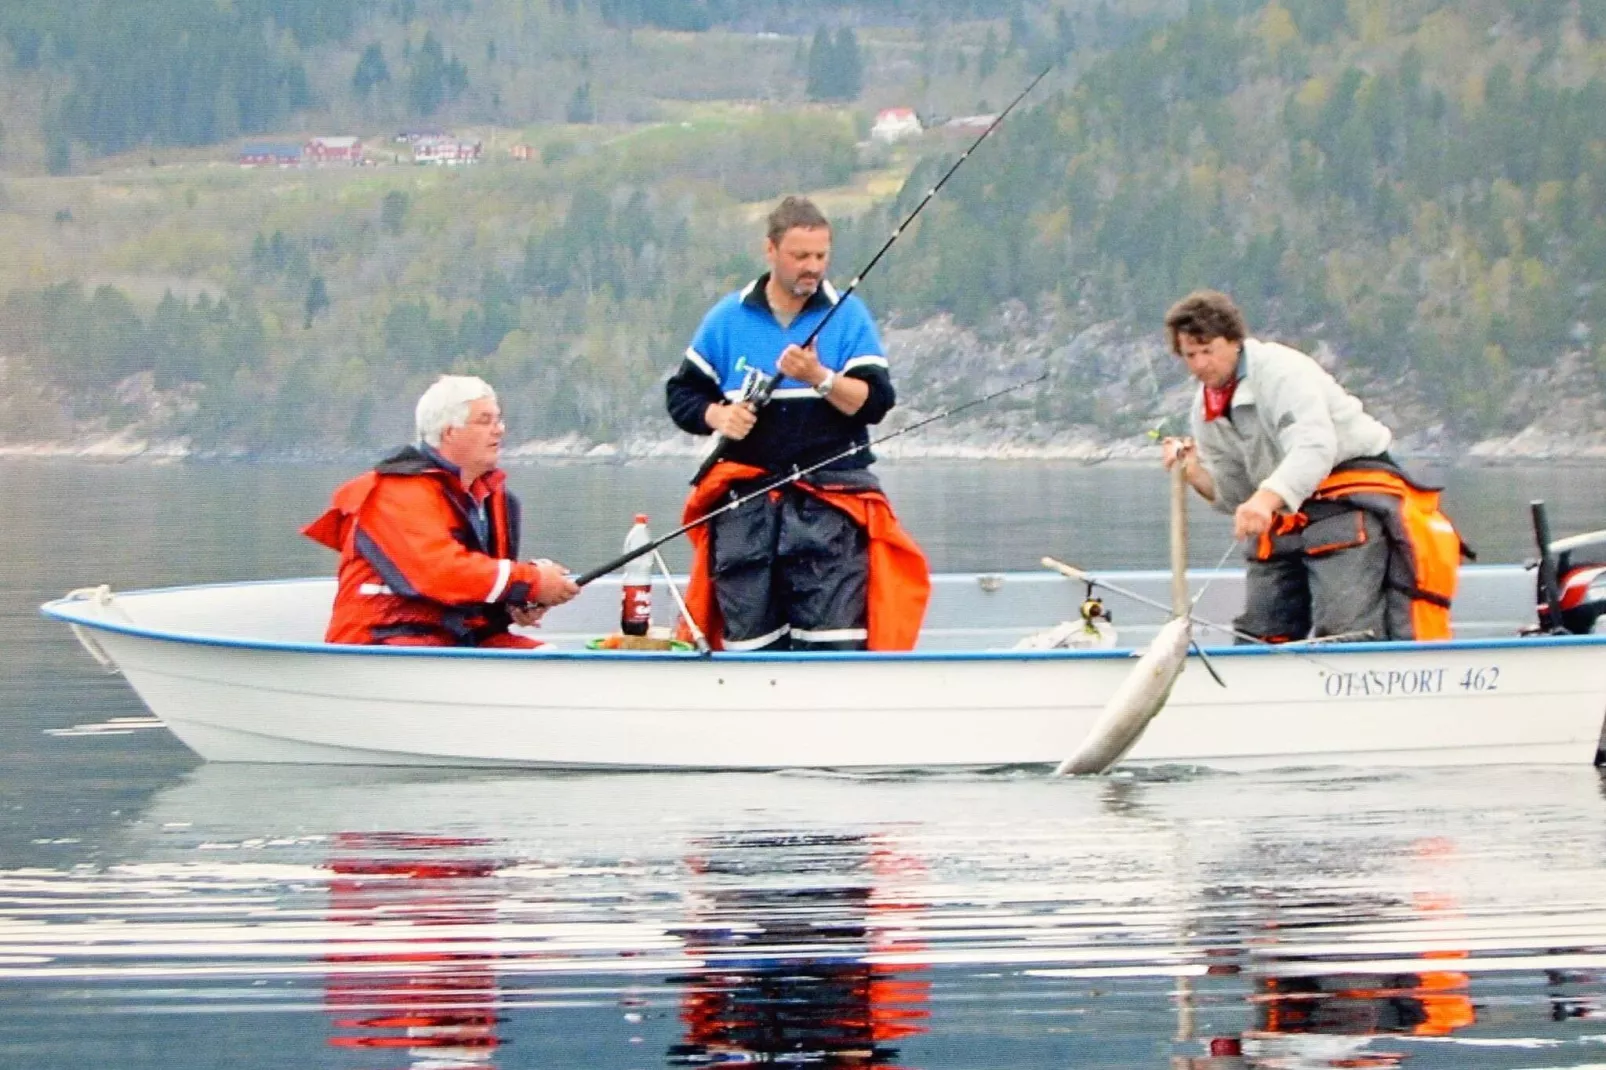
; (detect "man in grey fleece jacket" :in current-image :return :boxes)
[1159,290,1403,642]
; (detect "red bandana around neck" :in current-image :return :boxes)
[1202,378,1238,421]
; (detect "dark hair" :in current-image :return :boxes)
[766,195,830,244]
[1164,290,1247,355]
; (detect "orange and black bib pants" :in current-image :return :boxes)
[1240,459,1464,643]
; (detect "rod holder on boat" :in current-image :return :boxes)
[653,548,710,654]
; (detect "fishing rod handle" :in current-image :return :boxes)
[1041,556,1095,585]
[689,434,727,486]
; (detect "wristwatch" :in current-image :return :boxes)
[813,370,836,397]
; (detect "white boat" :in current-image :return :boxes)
[40,564,1606,771]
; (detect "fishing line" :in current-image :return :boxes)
[1188,536,1243,610]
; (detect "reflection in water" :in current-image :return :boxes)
[9,464,1606,1067]
[1242,962,1475,1069]
[323,833,506,1068]
[3,766,1606,1068]
[1184,845,1482,1069]
[670,832,929,1067]
[1549,965,1606,1022]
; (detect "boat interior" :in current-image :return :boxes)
[46,564,1556,654]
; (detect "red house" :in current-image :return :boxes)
[305,136,364,165]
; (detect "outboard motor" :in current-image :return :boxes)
[1530,501,1606,635]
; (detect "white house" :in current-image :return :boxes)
[870,107,923,144]
[413,136,483,166]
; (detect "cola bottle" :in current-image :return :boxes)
[620,515,652,637]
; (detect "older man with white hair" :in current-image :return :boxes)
[304,375,578,647]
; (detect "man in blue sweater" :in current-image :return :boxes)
[665,196,927,652]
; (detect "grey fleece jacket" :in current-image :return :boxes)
[1190,338,1393,515]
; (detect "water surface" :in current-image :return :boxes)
[3,459,1605,1068]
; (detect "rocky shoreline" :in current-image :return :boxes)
[5,424,1606,466]
[6,314,1605,466]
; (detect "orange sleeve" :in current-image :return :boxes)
[355,480,545,606]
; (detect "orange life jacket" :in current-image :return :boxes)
[303,447,547,646]
[681,461,931,651]
[1253,463,1467,640]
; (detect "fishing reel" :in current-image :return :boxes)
[738,366,778,409]
[1079,582,1110,626]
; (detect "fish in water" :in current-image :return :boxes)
[1054,614,1193,776]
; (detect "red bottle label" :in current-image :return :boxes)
[621,585,651,636]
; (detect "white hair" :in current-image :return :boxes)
[415,375,496,447]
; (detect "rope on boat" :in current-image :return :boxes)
[63,584,131,673]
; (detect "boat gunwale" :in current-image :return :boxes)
[39,572,1606,663]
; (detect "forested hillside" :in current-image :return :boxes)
[867,0,1606,438]
[0,0,1134,166]
[0,0,1603,455]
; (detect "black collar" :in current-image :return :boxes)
[375,444,493,502]
[741,273,837,318]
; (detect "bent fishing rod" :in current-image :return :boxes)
[691,63,1054,485]
[574,372,1049,587]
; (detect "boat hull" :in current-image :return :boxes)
[43,575,1606,771]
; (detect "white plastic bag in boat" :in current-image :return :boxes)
[1013,618,1118,650]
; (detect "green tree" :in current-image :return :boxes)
[406,31,467,116]
[805,26,861,102]
[385,300,456,370]
[304,275,329,329]
[566,81,595,124]
[353,43,391,98]
[380,190,410,235]
[284,61,314,109]
[979,27,1000,79]
[834,28,863,100]
[1008,4,1032,53]
[1055,8,1075,62]
[804,27,834,101]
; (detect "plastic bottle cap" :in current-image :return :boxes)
[634,513,648,523]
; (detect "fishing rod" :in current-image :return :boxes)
[1040,556,1352,675]
[574,373,1049,587]
[799,63,1052,351]
[690,63,1054,485]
